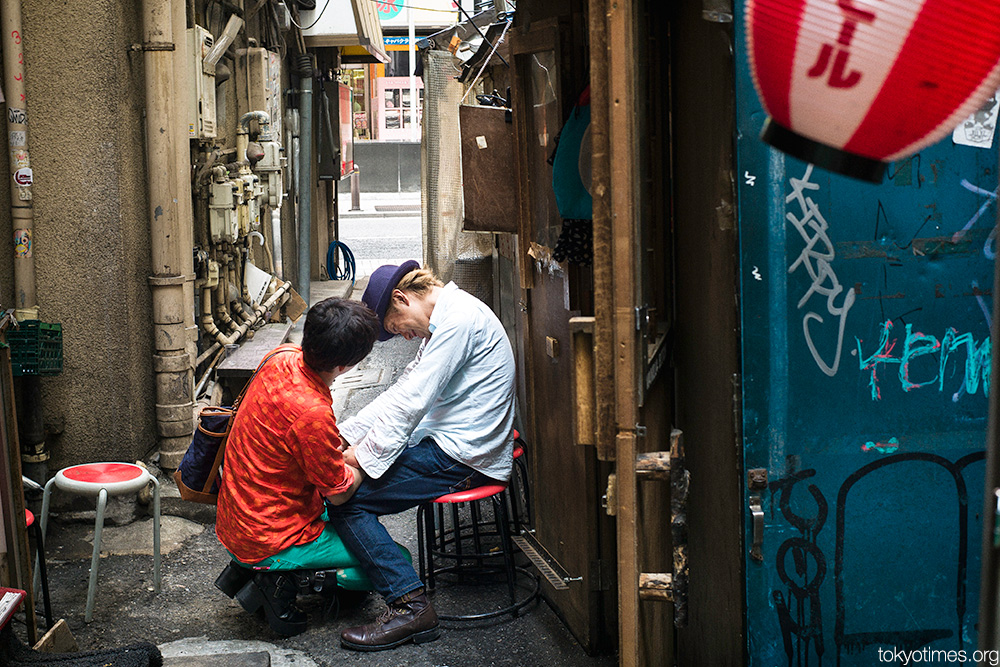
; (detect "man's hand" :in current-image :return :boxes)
[327,464,365,506]
[342,445,360,469]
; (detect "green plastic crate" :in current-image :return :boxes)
[8,321,62,376]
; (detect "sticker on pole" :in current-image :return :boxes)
[13,167,32,186]
[13,229,31,258]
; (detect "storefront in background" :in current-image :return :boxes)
[343,0,472,141]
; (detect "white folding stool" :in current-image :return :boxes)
[40,462,160,622]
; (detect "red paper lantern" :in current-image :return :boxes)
[746,0,1000,182]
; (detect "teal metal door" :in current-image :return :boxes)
[736,6,995,664]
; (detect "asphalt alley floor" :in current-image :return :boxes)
[18,279,618,666]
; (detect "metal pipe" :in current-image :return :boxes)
[169,0,198,468]
[143,0,195,469]
[297,55,315,306]
[196,279,291,363]
[2,0,37,321]
[270,208,283,278]
[3,0,48,478]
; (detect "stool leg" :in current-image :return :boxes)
[151,476,161,593]
[30,521,52,628]
[514,455,530,530]
[423,503,437,593]
[451,504,462,563]
[493,495,518,616]
[436,504,446,553]
[85,488,108,623]
[35,478,56,597]
[416,505,426,583]
[470,501,484,566]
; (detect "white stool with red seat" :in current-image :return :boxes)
[39,462,160,622]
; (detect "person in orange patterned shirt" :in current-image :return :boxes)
[214,297,379,636]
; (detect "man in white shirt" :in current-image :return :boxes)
[328,260,515,651]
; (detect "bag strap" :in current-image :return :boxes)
[202,345,296,495]
[231,344,297,412]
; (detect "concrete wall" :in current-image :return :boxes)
[338,140,421,193]
[0,0,157,470]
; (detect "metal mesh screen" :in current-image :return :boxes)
[421,49,494,308]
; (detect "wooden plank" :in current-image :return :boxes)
[570,317,595,445]
[509,18,560,55]
[639,572,674,602]
[616,431,640,667]
[589,0,615,464]
[606,0,641,659]
[216,322,293,378]
[0,350,35,643]
[510,37,534,291]
[32,618,78,653]
[635,451,671,481]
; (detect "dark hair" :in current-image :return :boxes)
[301,298,379,372]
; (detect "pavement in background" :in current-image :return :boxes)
[337,191,422,278]
[21,205,618,665]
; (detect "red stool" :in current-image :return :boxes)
[40,462,160,622]
[25,509,52,628]
[510,429,531,534]
[417,484,538,621]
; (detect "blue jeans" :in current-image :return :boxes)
[326,437,495,601]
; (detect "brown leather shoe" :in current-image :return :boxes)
[340,590,440,651]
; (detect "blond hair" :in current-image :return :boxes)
[394,268,443,296]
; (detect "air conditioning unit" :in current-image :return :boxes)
[187,26,217,139]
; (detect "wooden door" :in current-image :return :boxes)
[510,17,615,655]
[594,0,683,663]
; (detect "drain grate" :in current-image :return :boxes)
[331,367,388,390]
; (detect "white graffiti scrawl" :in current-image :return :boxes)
[786,164,855,376]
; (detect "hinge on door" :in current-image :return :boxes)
[635,429,690,627]
[602,473,617,516]
[634,305,648,332]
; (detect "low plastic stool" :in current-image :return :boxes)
[417,484,538,621]
[39,462,160,622]
[24,509,52,629]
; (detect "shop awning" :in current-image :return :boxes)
[301,0,390,64]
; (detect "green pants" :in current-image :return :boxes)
[248,522,361,571]
[229,514,411,591]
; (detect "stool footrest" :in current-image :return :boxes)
[435,566,540,622]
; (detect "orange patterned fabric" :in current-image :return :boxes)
[216,344,355,564]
